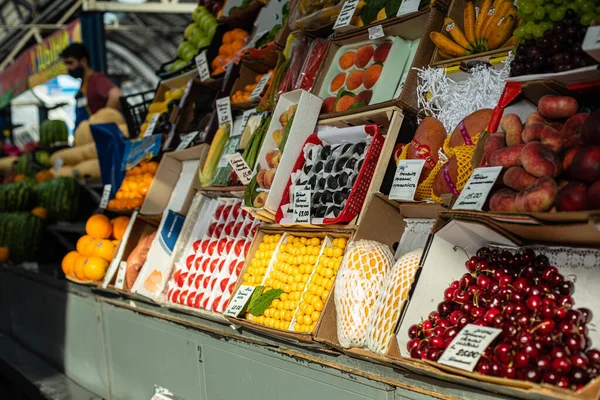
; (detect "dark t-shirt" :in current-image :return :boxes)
[86,72,116,114]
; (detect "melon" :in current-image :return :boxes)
[40,120,69,148]
[89,107,126,126]
[74,120,93,146]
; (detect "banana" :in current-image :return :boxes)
[438,49,454,60]
[482,1,513,43]
[444,17,472,50]
[199,123,230,186]
[475,0,493,45]
[464,2,477,46]
[430,32,471,57]
[501,36,519,48]
[487,15,516,50]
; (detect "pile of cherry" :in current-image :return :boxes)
[407,247,600,391]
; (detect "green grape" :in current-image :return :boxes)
[524,21,537,34]
[534,0,545,5]
[513,26,527,38]
[524,32,534,39]
[533,25,546,37]
[517,0,525,8]
[553,0,564,4]
[522,1,536,13]
[581,12,596,25]
[576,0,587,7]
[534,6,546,18]
[580,1,595,13]
[550,7,566,20]
[597,6,600,14]
[544,3,556,13]
[541,21,554,30]
[566,3,579,12]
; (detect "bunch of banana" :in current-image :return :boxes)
[430,0,520,59]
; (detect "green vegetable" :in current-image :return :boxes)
[243,285,265,315]
[243,168,260,207]
[249,288,283,316]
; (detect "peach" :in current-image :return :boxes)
[484,133,506,162]
[432,157,458,197]
[374,42,391,63]
[322,97,336,114]
[540,125,563,153]
[338,51,356,70]
[330,73,346,93]
[538,95,578,119]
[355,45,374,68]
[503,167,536,191]
[568,146,600,183]
[266,149,281,168]
[449,109,493,147]
[354,90,372,105]
[256,169,267,188]
[515,176,558,212]
[488,144,525,168]
[272,129,284,147]
[346,70,364,90]
[556,181,588,212]
[525,111,545,128]
[264,169,276,189]
[335,94,356,112]
[557,179,569,190]
[522,123,544,143]
[500,114,523,146]
[253,192,267,208]
[559,113,587,149]
[587,181,600,209]
[363,64,382,89]
[579,112,598,145]
[520,142,562,178]
[489,188,518,212]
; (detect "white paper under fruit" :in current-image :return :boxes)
[366,248,422,355]
[334,240,393,348]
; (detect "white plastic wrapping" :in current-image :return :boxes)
[394,219,435,260]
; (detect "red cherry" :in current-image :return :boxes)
[539,305,555,319]
[536,355,552,370]
[436,318,450,329]
[580,307,593,324]
[476,359,491,375]
[522,343,539,358]
[484,308,501,323]
[471,307,486,319]
[566,334,586,352]
[534,320,555,335]
[427,348,443,361]
[523,368,541,382]
[566,309,584,325]
[433,326,445,337]
[571,368,589,385]
[494,343,512,363]
[465,256,479,272]
[559,280,575,296]
[444,287,455,301]
[571,353,590,369]
[430,336,445,349]
[444,327,459,339]
[514,352,530,368]
[429,311,440,322]
[407,338,421,352]
[542,266,558,281]
[513,277,530,292]
[408,324,419,339]
[551,347,567,359]
[559,321,578,335]
[542,371,559,384]
[422,320,433,331]
[517,331,534,345]
[526,295,542,311]
[449,310,463,325]
[587,349,600,363]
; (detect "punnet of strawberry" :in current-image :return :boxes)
[407,246,600,391]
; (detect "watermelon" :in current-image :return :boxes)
[15,154,29,175]
[0,178,36,212]
[40,120,69,149]
[35,177,80,221]
[34,151,51,167]
[0,212,44,263]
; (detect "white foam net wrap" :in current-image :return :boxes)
[366,248,423,355]
[415,54,514,134]
[334,240,393,348]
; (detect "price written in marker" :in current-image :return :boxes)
[144,114,159,137]
[388,160,425,201]
[216,97,233,125]
[175,131,198,151]
[452,166,502,211]
[397,0,421,16]
[250,73,271,101]
[195,51,211,82]
[293,185,312,223]
[368,25,385,40]
[99,184,112,210]
[333,0,359,29]
[438,324,502,371]
[224,285,256,317]
[226,153,253,185]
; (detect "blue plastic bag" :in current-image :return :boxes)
[90,123,127,199]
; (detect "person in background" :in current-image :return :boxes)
[60,42,122,127]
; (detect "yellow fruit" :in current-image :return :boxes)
[76,235,94,255]
[83,256,109,281]
[111,216,130,240]
[376,7,386,21]
[86,214,112,239]
[92,239,116,262]
[61,251,79,277]
[73,255,88,280]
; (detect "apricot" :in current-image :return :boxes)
[354,90,372,105]
[253,192,267,208]
[374,42,391,63]
[503,167,537,191]
[363,64,382,89]
[500,114,523,146]
[330,73,346,93]
[338,51,356,70]
[322,97,336,114]
[489,188,519,212]
[264,169,276,189]
[346,70,364,91]
[449,109,493,147]
[257,169,267,188]
[488,144,525,168]
[484,133,506,162]
[520,142,562,178]
[356,45,374,68]
[538,95,578,119]
[335,94,356,112]
[515,176,558,212]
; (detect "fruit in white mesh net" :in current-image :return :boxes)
[366,249,423,355]
[334,240,393,348]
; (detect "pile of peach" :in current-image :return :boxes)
[231,69,274,104]
[211,28,249,76]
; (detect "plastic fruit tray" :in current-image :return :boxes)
[276,124,383,225]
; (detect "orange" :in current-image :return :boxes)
[86,214,112,239]
[76,235,94,255]
[111,216,130,240]
[14,174,26,182]
[222,30,234,44]
[220,44,233,56]
[83,256,108,281]
[84,238,99,257]
[129,166,142,176]
[31,207,48,220]
[73,255,88,280]
[92,239,116,262]
[35,170,53,183]
[107,199,117,210]
[61,251,79,277]
[232,29,248,41]
[0,247,9,263]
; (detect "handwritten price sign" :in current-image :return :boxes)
[438,324,502,371]
[224,285,256,317]
[216,97,233,125]
[453,166,502,211]
[293,185,312,223]
[388,160,425,201]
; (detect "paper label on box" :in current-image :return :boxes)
[224,285,256,317]
[397,0,420,16]
[368,25,385,40]
[239,109,256,137]
[175,131,198,151]
[195,51,210,82]
[216,97,233,125]
[226,153,252,185]
[438,324,502,372]
[388,160,425,201]
[99,184,112,210]
[122,135,162,171]
[333,0,359,29]
[250,73,271,101]
[144,114,159,137]
[53,156,63,173]
[293,185,311,223]
[452,166,502,211]
[115,261,127,290]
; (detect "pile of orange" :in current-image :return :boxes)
[62,214,130,282]
[211,28,249,76]
[231,69,274,104]
[107,160,158,211]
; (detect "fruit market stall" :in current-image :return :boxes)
[1,0,600,399]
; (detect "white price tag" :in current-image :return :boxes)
[226,153,253,185]
[250,73,271,101]
[388,160,425,201]
[99,184,112,210]
[333,0,359,29]
[397,0,421,16]
[293,185,311,223]
[368,25,385,40]
[195,51,211,82]
[452,166,502,211]
[53,156,63,172]
[216,97,233,125]
[115,261,127,290]
[144,114,159,137]
[438,324,502,372]
[239,108,256,137]
[175,131,198,151]
[224,285,256,317]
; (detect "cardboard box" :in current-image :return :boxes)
[314,6,445,117]
[229,60,272,110]
[394,213,600,400]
